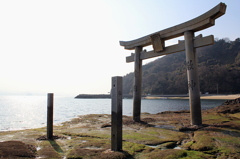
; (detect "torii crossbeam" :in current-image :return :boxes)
[120,3,226,125]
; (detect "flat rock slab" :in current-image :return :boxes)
[0,100,240,158]
[0,141,36,158]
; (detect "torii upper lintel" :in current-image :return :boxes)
[119,2,226,51]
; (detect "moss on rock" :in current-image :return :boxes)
[1,103,240,158]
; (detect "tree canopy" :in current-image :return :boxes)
[123,38,240,95]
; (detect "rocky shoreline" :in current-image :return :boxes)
[1,98,240,158]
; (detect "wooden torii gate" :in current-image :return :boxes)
[120,3,226,125]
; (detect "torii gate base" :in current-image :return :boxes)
[132,33,204,124]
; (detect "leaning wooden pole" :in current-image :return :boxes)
[184,31,202,125]
[47,93,54,140]
[111,76,123,151]
[133,46,143,122]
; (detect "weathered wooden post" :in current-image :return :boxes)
[184,31,202,125]
[47,93,54,140]
[111,76,122,151]
[133,46,143,122]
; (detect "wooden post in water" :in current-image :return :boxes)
[111,76,122,151]
[47,93,54,140]
[184,31,202,125]
[133,46,143,122]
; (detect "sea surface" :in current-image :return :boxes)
[0,95,225,131]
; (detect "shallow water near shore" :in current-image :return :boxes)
[0,95,225,131]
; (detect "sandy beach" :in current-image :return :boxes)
[144,94,240,100]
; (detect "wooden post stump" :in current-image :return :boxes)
[111,76,122,151]
[47,93,54,140]
[184,31,202,125]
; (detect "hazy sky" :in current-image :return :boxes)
[0,0,239,96]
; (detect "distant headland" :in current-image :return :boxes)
[75,94,239,100]
[75,94,133,99]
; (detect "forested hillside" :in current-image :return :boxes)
[123,38,240,95]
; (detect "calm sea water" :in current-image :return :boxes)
[0,95,225,131]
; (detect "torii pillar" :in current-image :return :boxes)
[133,46,143,122]
[184,31,202,125]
